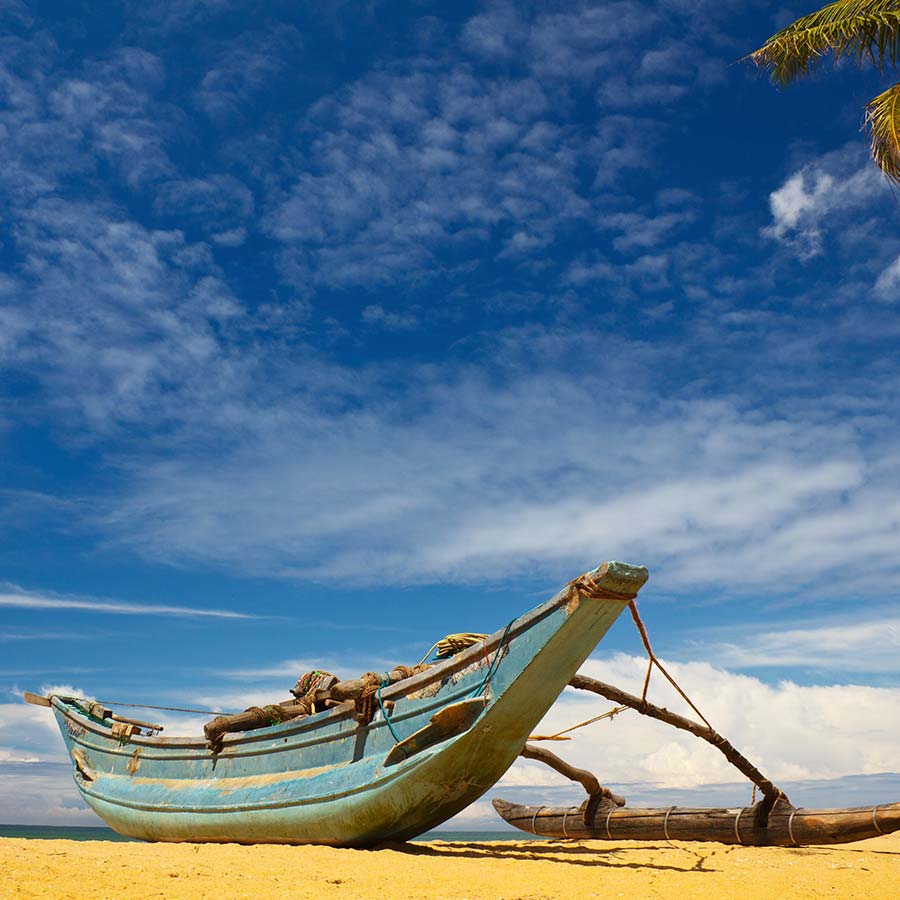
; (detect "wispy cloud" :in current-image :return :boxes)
[84,327,900,596]
[0,589,255,619]
[687,614,900,674]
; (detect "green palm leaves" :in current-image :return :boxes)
[866,81,900,177]
[750,1,900,181]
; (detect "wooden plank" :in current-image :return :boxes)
[23,692,51,707]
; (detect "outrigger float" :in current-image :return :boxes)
[492,796,900,846]
[26,559,900,848]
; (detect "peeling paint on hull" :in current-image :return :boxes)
[50,561,648,846]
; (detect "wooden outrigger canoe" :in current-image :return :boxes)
[27,560,648,846]
[493,796,900,847]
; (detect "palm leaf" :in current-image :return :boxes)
[866,80,900,180]
[750,1,900,85]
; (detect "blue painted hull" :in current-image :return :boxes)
[49,562,647,845]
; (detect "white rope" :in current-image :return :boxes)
[872,806,884,835]
[787,808,798,845]
[663,806,674,841]
[530,806,542,835]
[734,807,744,844]
[562,810,569,838]
[605,807,614,840]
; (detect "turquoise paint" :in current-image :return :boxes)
[49,562,648,846]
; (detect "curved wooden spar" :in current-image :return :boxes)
[493,797,900,846]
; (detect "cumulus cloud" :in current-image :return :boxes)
[502,654,900,790]
[3,656,899,826]
[765,146,889,258]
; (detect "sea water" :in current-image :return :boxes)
[0,824,542,843]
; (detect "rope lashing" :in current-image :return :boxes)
[564,572,638,604]
[529,705,629,741]
[417,632,489,665]
[663,806,675,841]
[469,620,514,699]
[59,696,232,715]
[628,599,713,730]
[787,808,799,845]
[734,807,745,844]
[437,633,488,659]
[355,665,428,726]
[291,670,338,699]
[376,673,403,743]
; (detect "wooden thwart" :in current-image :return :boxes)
[203,664,433,745]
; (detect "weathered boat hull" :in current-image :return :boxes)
[47,561,647,846]
[493,798,900,846]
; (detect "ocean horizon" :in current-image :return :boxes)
[0,824,536,843]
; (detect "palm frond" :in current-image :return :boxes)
[866,80,900,180]
[750,1,900,85]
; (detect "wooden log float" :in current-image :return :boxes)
[492,797,900,846]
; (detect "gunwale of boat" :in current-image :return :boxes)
[49,580,569,750]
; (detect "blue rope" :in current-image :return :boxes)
[376,673,403,743]
[377,619,514,745]
[469,620,514,699]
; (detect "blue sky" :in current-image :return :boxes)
[2,0,900,826]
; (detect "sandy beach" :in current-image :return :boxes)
[1,833,897,899]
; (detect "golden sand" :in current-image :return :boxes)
[1,834,898,899]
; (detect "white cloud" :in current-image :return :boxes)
[874,254,900,302]
[768,170,834,242]
[83,335,900,597]
[361,304,419,331]
[4,657,899,827]
[765,146,889,258]
[690,613,900,673]
[265,63,593,292]
[500,653,900,790]
[0,588,254,618]
[192,23,302,124]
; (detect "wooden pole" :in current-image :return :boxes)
[520,743,624,805]
[568,674,786,825]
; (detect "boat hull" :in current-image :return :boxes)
[50,561,647,845]
[492,798,900,846]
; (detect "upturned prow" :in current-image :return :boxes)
[580,561,649,597]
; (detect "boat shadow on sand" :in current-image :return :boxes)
[385,838,900,871]
[382,840,716,872]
